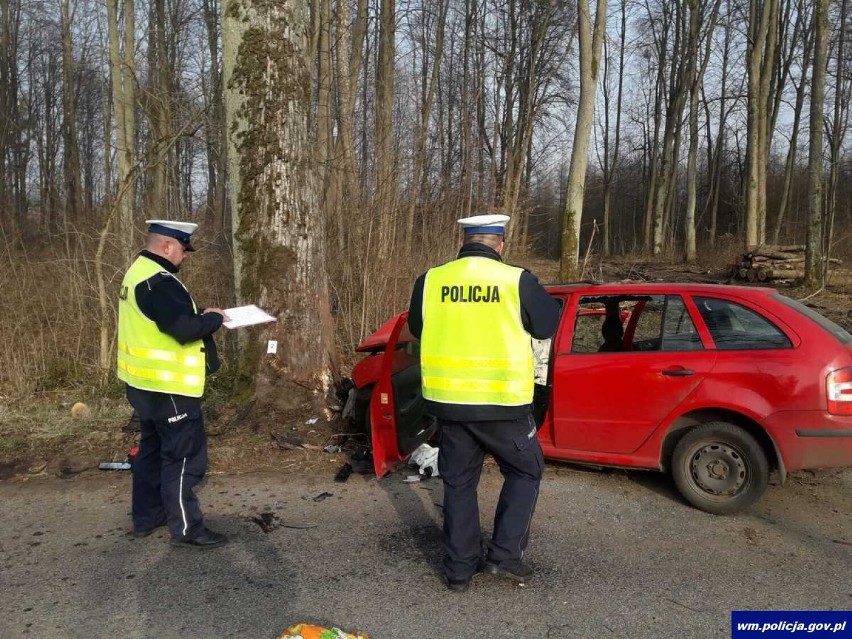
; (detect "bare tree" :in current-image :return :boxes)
[771,0,813,245]
[701,0,735,249]
[1,0,27,231]
[824,0,849,281]
[403,0,449,252]
[744,0,779,247]
[597,0,626,257]
[684,0,722,262]
[106,0,136,259]
[649,0,691,257]
[805,0,827,285]
[560,0,607,281]
[60,0,83,223]
[144,0,174,219]
[375,0,397,258]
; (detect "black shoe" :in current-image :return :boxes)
[446,577,470,593]
[170,528,228,549]
[131,518,167,538]
[483,561,533,583]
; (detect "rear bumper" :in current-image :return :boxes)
[764,411,852,471]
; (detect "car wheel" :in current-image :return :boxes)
[671,421,769,515]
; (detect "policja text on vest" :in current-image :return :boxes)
[440,284,501,303]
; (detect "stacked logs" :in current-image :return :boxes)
[732,245,806,282]
[732,245,843,282]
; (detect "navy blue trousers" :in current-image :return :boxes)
[437,414,544,581]
[132,410,208,541]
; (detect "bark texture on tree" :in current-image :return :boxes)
[223,0,333,402]
[202,0,229,235]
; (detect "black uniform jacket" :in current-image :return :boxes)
[125,251,223,420]
[407,242,560,422]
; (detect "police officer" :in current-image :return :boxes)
[407,214,560,592]
[117,220,228,548]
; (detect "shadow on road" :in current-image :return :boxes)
[377,470,445,579]
[80,513,300,637]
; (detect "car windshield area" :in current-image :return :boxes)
[693,296,792,350]
[774,294,852,345]
[571,294,702,353]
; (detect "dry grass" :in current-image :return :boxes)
[0,394,133,467]
[0,223,238,473]
[0,224,233,399]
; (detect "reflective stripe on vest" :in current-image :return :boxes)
[420,257,533,406]
[116,256,206,397]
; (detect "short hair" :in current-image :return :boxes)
[147,232,177,250]
[465,233,503,249]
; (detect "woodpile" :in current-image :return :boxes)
[730,245,842,283]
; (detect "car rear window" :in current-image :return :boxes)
[693,296,792,350]
[774,294,852,345]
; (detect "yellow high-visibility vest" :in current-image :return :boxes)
[420,256,533,406]
[116,256,205,397]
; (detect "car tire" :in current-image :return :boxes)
[671,421,769,515]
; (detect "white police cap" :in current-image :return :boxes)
[457,214,510,234]
[145,219,198,251]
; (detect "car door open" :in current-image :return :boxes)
[368,312,436,476]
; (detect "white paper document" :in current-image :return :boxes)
[222,304,276,329]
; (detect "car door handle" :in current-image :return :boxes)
[662,368,695,376]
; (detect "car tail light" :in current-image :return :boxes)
[827,367,852,415]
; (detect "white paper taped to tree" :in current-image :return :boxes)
[222,304,276,329]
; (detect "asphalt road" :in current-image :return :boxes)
[0,463,850,639]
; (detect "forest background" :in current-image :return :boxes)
[0,0,850,472]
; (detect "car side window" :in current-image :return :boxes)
[571,295,702,353]
[630,295,704,352]
[661,295,703,351]
[571,296,628,353]
[630,297,664,351]
[693,296,792,350]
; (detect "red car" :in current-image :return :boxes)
[346,283,852,514]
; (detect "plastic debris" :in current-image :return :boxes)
[98,461,131,471]
[99,447,137,472]
[408,443,440,478]
[278,624,369,639]
[323,444,342,454]
[403,475,421,483]
[305,417,319,425]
